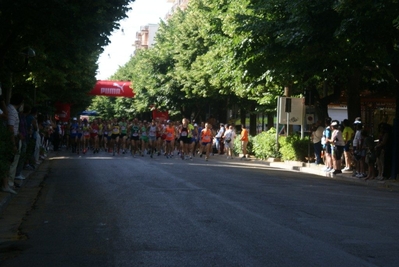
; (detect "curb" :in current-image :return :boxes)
[246,158,399,191]
[0,159,46,216]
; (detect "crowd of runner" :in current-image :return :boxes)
[56,117,248,161]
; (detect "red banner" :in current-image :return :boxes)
[55,102,71,122]
[89,80,134,98]
[152,109,169,121]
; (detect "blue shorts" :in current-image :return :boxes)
[344,142,351,152]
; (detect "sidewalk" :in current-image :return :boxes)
[0,158,46,215]
[244,157,399,191]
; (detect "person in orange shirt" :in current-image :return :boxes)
[164,121,175,158]
[198,122,213,161]
[240,124,249,159]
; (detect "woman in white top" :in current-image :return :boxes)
[223,125,236,159]
[327,120,345,174]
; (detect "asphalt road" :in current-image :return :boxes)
[1,150,399,267]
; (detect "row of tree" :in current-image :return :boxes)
[90,0,398,129]
[1,0,398,127]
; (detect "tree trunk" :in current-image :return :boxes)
[267,112,274,130]
[390,64,399,180]
[249,102,257,136]
[240,107,246,127]
[347,70,362,123]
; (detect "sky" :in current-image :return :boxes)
[96,0,173,80]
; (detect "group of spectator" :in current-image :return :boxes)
[0,93,51,194]
[311,116,393,180]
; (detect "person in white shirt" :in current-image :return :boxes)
[5,93,24,193]
[215,123,225,155]
[1,93,17,194]
[327,120,345,175]
[223,125,236,159]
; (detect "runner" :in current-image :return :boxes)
[148,120,158,158]
[164,121,175,158]
[140,121,149,156]
[119,117,128,154]
[110,118,120,156]
[198,122,213,161]
[76,119,83,154]
[103,120,110,152]
[156,119,164,156]
[186,119,196,159]
[97,118,104,152]
[193,123,200,156]
[82,119,91,154]
[90,119,100,153]
[179,119,190,159]
[129,118,140,157]
[70,118,79,153]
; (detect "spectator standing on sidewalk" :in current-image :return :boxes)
[15,104,31,181]
[311,120,324,165]
[0,91,17,194]
[322,117,333,172]
[374,122,390,180]
[26,107,40,164]
[342,119,354,171]
[223,125,236,159]
[240,124,249,159]
[364,130,376,180]
[352,119,366,178]
[7,93,24,191]
[327,120,345,174]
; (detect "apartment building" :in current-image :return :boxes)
[133,24,159,52]
[167,0,189,10]
[166,0,189,17]
[134,1,190,52]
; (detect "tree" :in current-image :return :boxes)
[0,0,134,112]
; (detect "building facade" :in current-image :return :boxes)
[167,0,189,10]
[133,24,159,52]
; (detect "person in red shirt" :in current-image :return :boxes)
[240,124,249,159]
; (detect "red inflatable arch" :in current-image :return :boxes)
[89,80,134,98]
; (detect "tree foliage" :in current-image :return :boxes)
[0,0,134,115]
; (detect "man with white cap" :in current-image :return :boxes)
[352,118,366,178]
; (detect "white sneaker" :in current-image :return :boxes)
[15,175,25,180]
[1,186,17,194]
